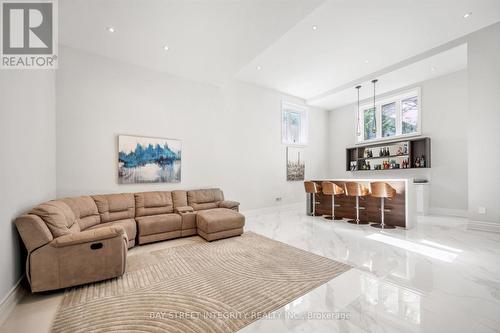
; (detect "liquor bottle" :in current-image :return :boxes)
[420,155,425,167]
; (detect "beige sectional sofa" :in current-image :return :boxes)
[15,188,244,292]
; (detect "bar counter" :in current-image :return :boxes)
[307,178,416,229]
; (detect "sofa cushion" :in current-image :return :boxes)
[187,188,224,211]
[135,214,182,236]
[61,196,100,230]
[30,200,79,237]
[172,190,188,208]
[90,218,137,245]
[196,208,245,234]
[92,194,135,223]
[134,191,173,217]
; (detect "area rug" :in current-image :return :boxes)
[51,232,351,333]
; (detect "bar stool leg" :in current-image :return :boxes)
[324,194,339,221]
[331,194,342,220]
[312,194,315,216]
[348,196,369,225]
[323,195,334,220]
[371,197,396,229]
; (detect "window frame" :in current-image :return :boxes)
[356,88,421,144]
[282,101,308,146]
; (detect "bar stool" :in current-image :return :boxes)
[370,182,396,229]
[321,181,344,220]
[304,181,321,216]
[344,182,370,225]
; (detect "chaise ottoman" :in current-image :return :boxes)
[196,208,245,241]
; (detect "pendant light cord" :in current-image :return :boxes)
[355,85,361,136]
[371,79,378,134]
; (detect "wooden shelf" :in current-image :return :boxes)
[346,137,431,172]
[357,154,409,160]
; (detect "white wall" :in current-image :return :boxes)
[327,70,468,214]
[56,46,328,210]
[467,22,500,223]
[0,71,56,303]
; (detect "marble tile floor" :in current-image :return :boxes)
[2,207,499,333]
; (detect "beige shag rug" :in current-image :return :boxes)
[51,232,350,333]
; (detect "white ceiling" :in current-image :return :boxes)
[309,43,468,109]
[59,0,325,86]
[60,0,500,108]
[236,0,500,103]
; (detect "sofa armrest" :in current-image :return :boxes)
[51,226,126,248]
[15,214,54,253]
[175,206,194,213]
[218,200,240,209]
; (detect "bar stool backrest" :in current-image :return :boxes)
[304,181,320,194]
[370,182,396,198]
[322,181,344,195]
[344,182,370,197]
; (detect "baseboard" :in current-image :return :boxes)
[241,202,303,217]
[0,276,26,327]
[467,220,500,234]
[428,207,469,218]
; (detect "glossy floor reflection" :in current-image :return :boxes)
[240,207,500,333]
[2,207,499,333]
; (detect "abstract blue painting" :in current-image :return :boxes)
[118,135,181,184]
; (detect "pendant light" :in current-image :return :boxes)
[371,79,378,134]
[355,85,362,136]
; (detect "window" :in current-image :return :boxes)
[282,101,308,145]
[364,107,376,140]
[401,96,418,134]
[381,102,396,137]
[357,88,420,143]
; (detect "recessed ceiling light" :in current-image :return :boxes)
[163,45,169,51]
[312,25,318,31]
[463,12,472,19]
[106,26,115,33]
[364,60,369,64]
[431,66,436,72]
[256,66,262,70]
